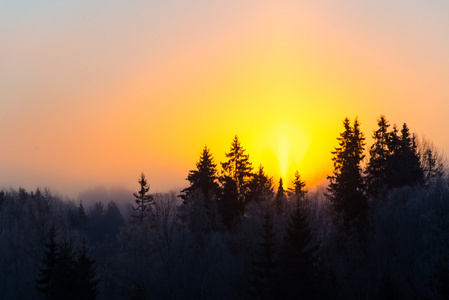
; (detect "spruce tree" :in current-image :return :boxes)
[248,210,277,299]
[246,164,274,204]
[275,177,286,213]
[131,172,154,223]
[37,231,99,300]
[221,135,253,205]
[287,170,306,200]
[328,117,368,227]
[75,238,99,300]
[36,227,58,299]
[365,115,390,197]
[179,146,219,205]
[386,123,424,188]
[218,176,239,231]
[280,199,317,299]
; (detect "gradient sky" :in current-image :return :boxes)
[1,1,449,199]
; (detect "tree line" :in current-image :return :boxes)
[0,115,448,299]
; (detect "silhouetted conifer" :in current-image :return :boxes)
[365,115,390,198]
[386,123,424,188]
[221,135,253,207]
[280,200,317,299]
[179,146,220,207]
[248,210,277,299]
[275,177,286,213]
[36,227,58,299]
[218,176,239,231]
[287,170,306,200]
[131,172,154,223]
[104,201,125,242]
[246,164,274,204]
[328,117,368,227]
[36,231,99,300]
[75,238,99,300]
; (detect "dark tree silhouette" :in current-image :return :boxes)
[221,135,253,205]
[218,175,239,231]
[248,210,277,299]
[365,115,390,198]
[179,145,220,206]
[280,199,317,299]
[36,227,58,299]
[386,123,424,188]
[36,230,99,300]
[131,172,154,223]
[275,177,286,213]
[246,164,274,204]
[328,117,368,227]
[287,170,306,201]
[75,238,99,300]
[419,138,445,185]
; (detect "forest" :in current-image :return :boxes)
[1,115,449,299]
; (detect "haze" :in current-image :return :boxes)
[1,1,448,199]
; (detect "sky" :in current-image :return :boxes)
[1,0,449,199]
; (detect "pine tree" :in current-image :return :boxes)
[221,135,253,204]
[218,176,239,231]
[246,164,274,204]
[132,172,154,223]
[280,200,317,299]
[77,201,88,232]
[248,210,277,299]
[75,238,99,300]
[328,117,368,227]
[37,231,99,300]
[179,146,219,206]
[365,115,390,197]
[36,227,58,299]
[386,123,424,188]
[275,177,286,213]
[287,170,306,200]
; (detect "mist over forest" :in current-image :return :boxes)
[1,115,449,299]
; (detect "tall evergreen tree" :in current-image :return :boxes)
[179,146,219,205]
[328,117,368,227]
[219,136,253,228]
[280,199,317,299]
[36,231,99,300]
[246,164,274,204]
[386,123,424,188]
[287,170,307,201]
[221,135,253,203]
[218,176,239,231]
[36,227,58,299]
[131,172,154,223]
[75,238,99,300]
[248,210,277,299]
[365,115,390,197]
[275,177,286,213]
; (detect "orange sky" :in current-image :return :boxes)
[1,1,448,198]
